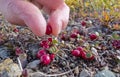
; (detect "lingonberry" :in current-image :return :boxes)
[46,24,52,35]
[48,37,52,42]
[89,33,97,40]
[40,54,51,65]
[112,40,120,49]
[81,21,86,26]
[81,50,87,59]
[40,40,49,48]
[22,69,28,77]
[50,53,55,61]
[61,33,66,40]
[76,46,84,52]
[36,50,46,59]
[70,32,78,38]
[85,52,95,60]
[13,28,19,32]
[71,49,81,57]
[15,48,23,56]
[81,51,94,60]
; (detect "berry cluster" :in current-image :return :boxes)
[71,46,94,60]
[37,37,57,65]
[37,49,55,65]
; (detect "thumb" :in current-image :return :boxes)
[1,0,46,36]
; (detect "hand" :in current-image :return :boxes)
[0,0,70,36]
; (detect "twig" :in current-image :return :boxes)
[30,66,78,77]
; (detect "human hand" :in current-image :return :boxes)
[0,0,70,36]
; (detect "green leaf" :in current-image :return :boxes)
[49,46,59,54]
[52,38,58,45]
[112,33,120,40]
[86,52,91,58]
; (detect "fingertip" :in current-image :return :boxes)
[48,18,62,36]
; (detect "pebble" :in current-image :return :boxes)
[95,67,115,77]
[29,72,43,77]
[27,60,40,69]
[0,58,22,77]
[62,75,67,77]
[79,69,91,77]
[91,47,98,56]
[28,44,39,57]
[0,47,10,60]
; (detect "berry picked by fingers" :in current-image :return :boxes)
[46,24,52,35]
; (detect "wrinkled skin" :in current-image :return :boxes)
[0,0,70,36]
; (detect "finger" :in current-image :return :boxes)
[1,0,46,36]
[48,3,70,36]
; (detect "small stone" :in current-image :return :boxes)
[75,66,79,75]
[28,44,39,57]
[91,47,98,56]
[95,67,115,77]
[0,58,22,77]
[70,63,75,68]
[27,60,40,69]
[62,75,67,77]
[79,69,91,77]
[116,50,120,54]
[29,72,43,77]
[0,47,10,60]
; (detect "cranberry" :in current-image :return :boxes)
[89,33,97,40]
[70,32,78,38]
[22,69,28,77]
[40,40,49,48]
[81,21,86,26]
[61,33,66,40]
[81,50,87,59]
[48,37,52,42]
[36,50,46,59]
[46,24,52,35]
[13,28,19,32]
[40,54,51,65]
[15,48,23,56]
[71,49,81,57]
[85,52,95,60]
[76,46,84,52]
[112,40,120,49]
[81,51,94,60]
[50,54,55,61]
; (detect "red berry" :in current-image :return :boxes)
[81,21,86,26]
[36,50,46,59]
[46,24,52,35]
[85,52,95,60]
[71,49,81,57]
[13,28,19,32]
[112,40,120,49]
[81,51,94,60]
[88,55,95,60]
[22,69,28,77]
[89,33,97,40]
[50,54,55,61]
[61,33,66,40]
[48,37,52,42]
[40,54,51,65]
[15,48,23,56]
[40,40,49,48]
[81,50,86,59]
[76,46,84,52]
[70,32,78,38]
